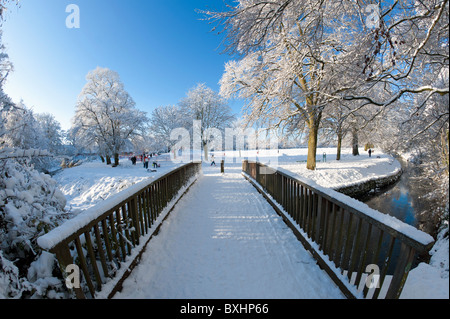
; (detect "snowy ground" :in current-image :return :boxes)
[275,148,401,189]
[54,154,179,213]
[52,148,448,299]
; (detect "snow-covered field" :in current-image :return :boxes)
[54,154,179,213]
[52,148,448,299]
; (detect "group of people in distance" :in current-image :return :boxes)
[130,153,160,170]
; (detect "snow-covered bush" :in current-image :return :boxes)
[0,153,71,298]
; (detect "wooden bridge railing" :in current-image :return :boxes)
[38,162,201,299]
[242,160,435,299]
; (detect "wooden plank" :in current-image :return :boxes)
[341,213,355,273]
[319,198,330,251]
[347,216,363,281]
[333,208,346,268]
[147,187,153,226]
[312,194,320,242]
[300,185,306,229]
[326,203,338,260]
[385,243,416,299]
[74,237,96,297]
[136,194,145,236]
[140,192,149,234]
[155,181,162,218]
[101,219,114,263]
[373,236,396,299]
[125,201,137,246]
[52,243,86,299]
[131,197,141,245]
[363,228,384,297]
[93,224,109,279]
[84,231,102,291]
[294,181,299,224]
[108,213,122,261]
[305,189,311,236]
[355,223,372,291]
[115,209,127,259]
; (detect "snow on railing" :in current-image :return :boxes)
[242,160,435,299]
[37,162,202,299]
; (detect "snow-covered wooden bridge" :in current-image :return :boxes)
[37,162,434,299]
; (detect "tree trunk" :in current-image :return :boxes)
[100,156,105,163]
[352,127,359,156]
[203,142,208,162]
[113,153,119,167]
[336,133,342,161]
[306,120,320,170]
[106,155,112,165]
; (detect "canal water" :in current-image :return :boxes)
[363,158,438,236]
[360,158,440,272]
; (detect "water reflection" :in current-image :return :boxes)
[361,158,440,270]
[363,159,436,235]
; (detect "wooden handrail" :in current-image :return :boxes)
[38,162,202,299]
[242,160,434,299]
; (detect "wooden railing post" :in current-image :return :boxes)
[52,243,86,299]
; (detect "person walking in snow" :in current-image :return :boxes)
[211,155,216,166]
[144,154,149,169]
[368,149,372,158]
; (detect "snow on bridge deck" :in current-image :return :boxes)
[113,164,344,299]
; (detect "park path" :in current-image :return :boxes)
[113,164,344,299]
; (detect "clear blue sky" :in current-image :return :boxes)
[2,0,241,130]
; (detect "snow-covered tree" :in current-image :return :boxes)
[72,67,148,166]
[0,30,13,146]
[209,1,375,170]
[206,0,448,171]
[34,113,63,155]
[150,105,184,152]
[179,83,235,161]
[0,152,70,299]
[0,101,46,150]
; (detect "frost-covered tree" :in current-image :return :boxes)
[72,67,148,166]
[34,113,63,155]
[209,1,375,170]
[179,83,235,161]
[205,0,448,170]
[373,67,449,220]
[341,0,448,163]
[0,101,46,150]
[0,31,13,146]
[150,105,184,152]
